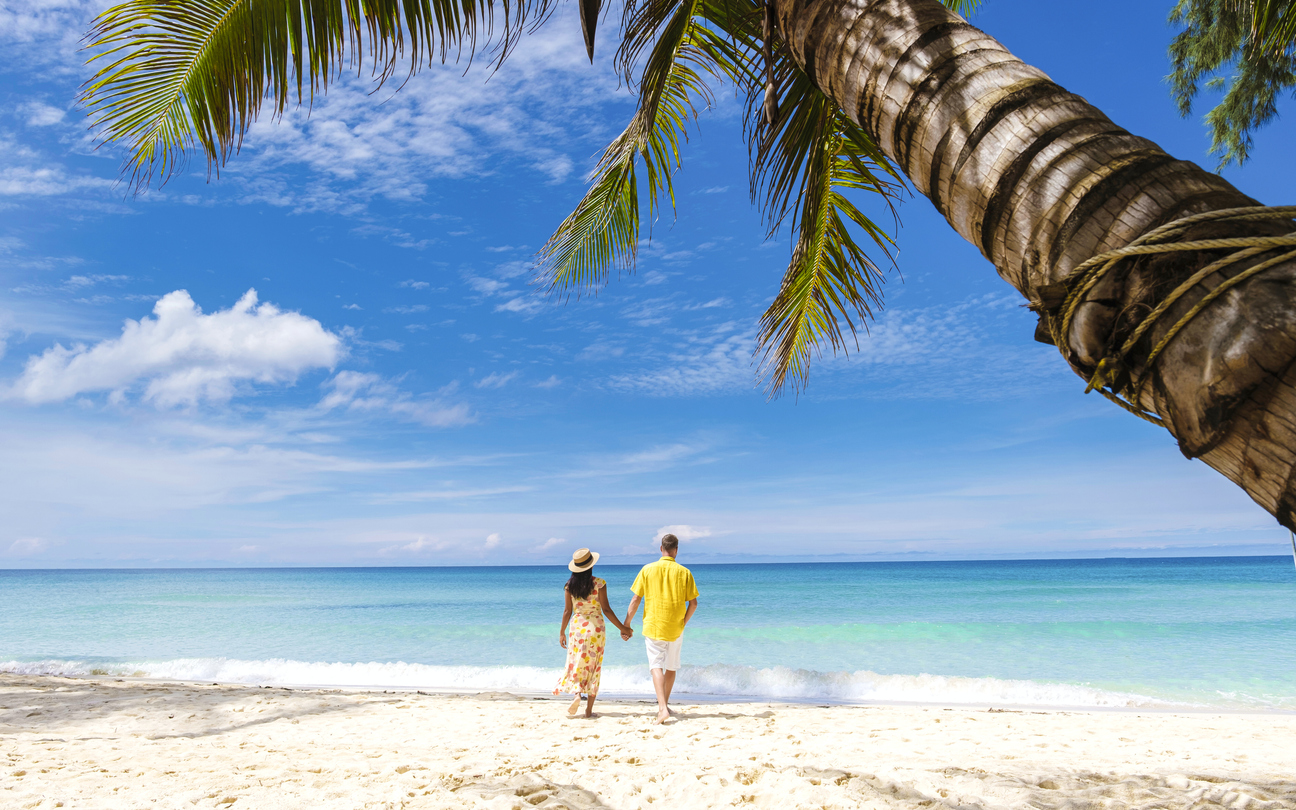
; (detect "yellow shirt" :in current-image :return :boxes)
[631,556,699,642]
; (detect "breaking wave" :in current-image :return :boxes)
[1,657,1178,708]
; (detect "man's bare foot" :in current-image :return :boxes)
[567,695,582,715]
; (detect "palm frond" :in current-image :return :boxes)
[1247,0,1296,58]
[939,0,982,16]
[744,50,904,395]
[81,0,553,187]
[538,0,724,295]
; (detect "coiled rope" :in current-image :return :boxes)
[1041,205,1296,428]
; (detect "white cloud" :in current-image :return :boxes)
[536,536,567,551]
[474,371,518,389]
[485,532,502,549]
[5,537,49,556]
[24,102,67,126]
[0,310,13,360]
[654,524,713,543]
[351,224,432,249]
[7,289,343,406]
[383,304,429,314]
[493,294,541,314]
[372,486,531,504]
[396,536,447,554]
[623,298,673,326]
[227,9,623,213]
[567,441,712,479]
[494,260,531,278]
[692,297,729,309]
[0,164,115,197]
[467,277,509,295]
[604,294,1059,400]
[399,280,431,289]
[0,0,100,70]
[320,371,474,427]
[608,322,753,396]
[64,274,129,289]
[536,375,561,388]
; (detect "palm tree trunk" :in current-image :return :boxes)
[773,0,1296,529]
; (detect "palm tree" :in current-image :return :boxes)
[81,0,1296,530]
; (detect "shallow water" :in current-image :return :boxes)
[2,557,1294,708]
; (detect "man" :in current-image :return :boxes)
[624,533,699,724]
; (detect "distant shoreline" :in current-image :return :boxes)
[2,552,1292,571]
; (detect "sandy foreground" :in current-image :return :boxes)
[2,674,1294,809]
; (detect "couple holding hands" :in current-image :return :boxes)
[554,533,699,723]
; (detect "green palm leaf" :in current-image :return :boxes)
[537,0,727,295]
[1247,0,1296,58]
[747,64,904,395]
[81,0,552,187]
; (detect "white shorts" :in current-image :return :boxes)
[645,637,683,671]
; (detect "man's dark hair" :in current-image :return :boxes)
[660,533,679,553]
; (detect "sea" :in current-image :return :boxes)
[2,557,1294,711]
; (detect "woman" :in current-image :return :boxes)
[554,547,632,718]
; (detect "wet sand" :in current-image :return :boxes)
[3,673,1294,809]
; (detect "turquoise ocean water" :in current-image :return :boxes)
[2,557,1294,709]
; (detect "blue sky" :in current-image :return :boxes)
[1,0,1293,567]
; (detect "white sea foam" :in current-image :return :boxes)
[0,657,1177,708]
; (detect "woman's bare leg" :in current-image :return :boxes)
[585,694,596,718]
[567,694,582,715]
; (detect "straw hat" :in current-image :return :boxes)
[568,548,600,572]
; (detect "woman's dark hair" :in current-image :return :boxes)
[566,569,595,600]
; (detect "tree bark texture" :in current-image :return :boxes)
[774,0,1296,529]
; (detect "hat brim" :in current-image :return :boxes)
[568,551,600,572]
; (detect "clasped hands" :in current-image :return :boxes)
[559,623,633,648]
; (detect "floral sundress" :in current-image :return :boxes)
[554,577,607,697]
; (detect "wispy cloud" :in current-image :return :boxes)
[63,274,129,289]
[654,524,713,543]
[604,294,1061,400]
[0,164,115,197]
[224,12,623,213]
[474,371,518,389]
[608,322,754,397]
[383,304,429,314]
[22,101,67,126]
[567,440,715,478]
[371,486,531,504]
[320,371,474,428]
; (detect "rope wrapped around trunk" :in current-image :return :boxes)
[1038,205,1296,427]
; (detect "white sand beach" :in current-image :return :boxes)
[3,674,1294,809]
